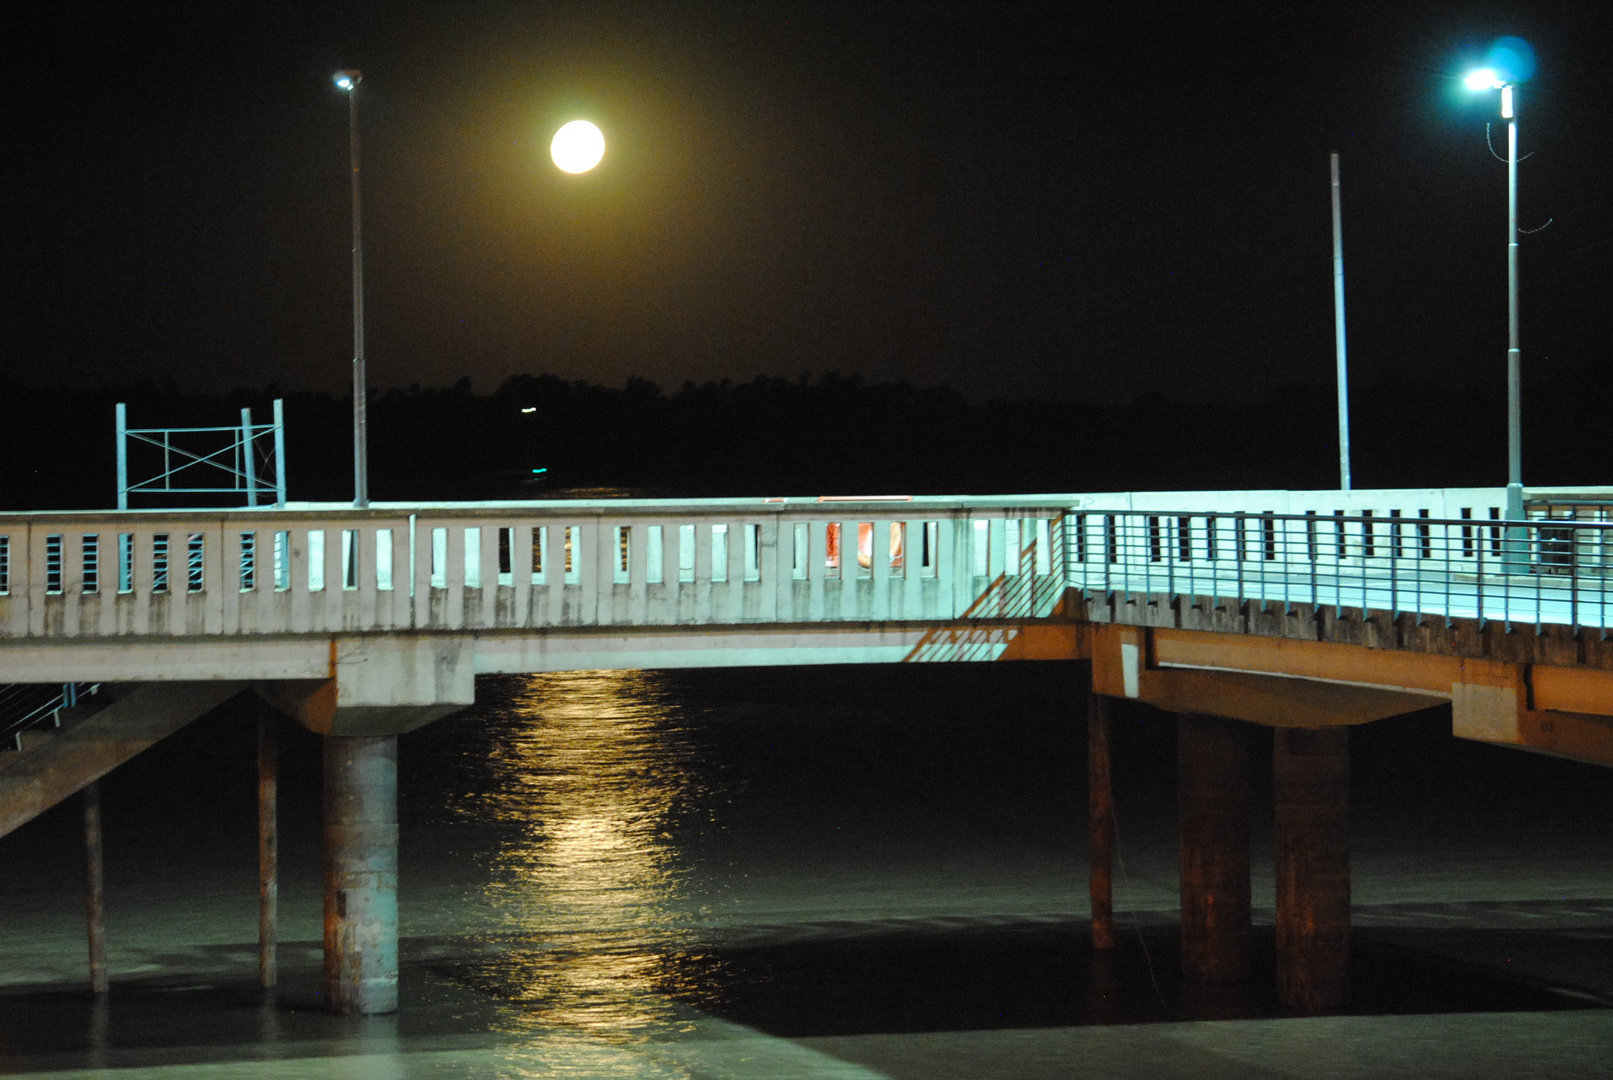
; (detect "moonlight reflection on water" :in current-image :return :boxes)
[449,670,726,1038]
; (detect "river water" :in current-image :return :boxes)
[2,662,1611,1078]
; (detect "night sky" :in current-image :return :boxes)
[6,3,1611,407]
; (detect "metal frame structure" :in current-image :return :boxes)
[115,401,287,510]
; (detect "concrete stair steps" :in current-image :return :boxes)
[0,682,251,839]
[14,730,55,754]
[0,686,127,773]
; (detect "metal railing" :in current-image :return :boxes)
[1067,509,1613,634]
[0,683,98,752]
[116,400,287,509]
[11,497,1613,645]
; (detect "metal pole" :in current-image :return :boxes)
[115,403,129,511]
[347,74,369,509]
[272,398,287,508]
[241,407,258,507]
[1330,153,1351,491]
[84,782,108,994]
[1505,85,1522,514]
[1501,85,1527,570]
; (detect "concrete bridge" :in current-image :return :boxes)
[4,486,1611,1015]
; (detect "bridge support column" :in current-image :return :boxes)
[83,782,108,995]
[323,735,398,1015]
[1088,690,1115,951]
[1274,726,1350,1013]
[1178,713,1250,983]
[258,707,278,991]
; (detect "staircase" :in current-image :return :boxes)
[0,681,250,838]
[0,683,98,752]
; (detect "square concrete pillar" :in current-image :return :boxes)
[1089,691,1116,951]
[1178,713,1251,983]
[1274,726,1350,1013]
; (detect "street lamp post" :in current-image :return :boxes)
[1465,68,1525,541]
[335,70,368,508]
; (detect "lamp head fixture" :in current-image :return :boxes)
[1464,68,1506,91]
[1463,68,1515,118]
[334,70,362,91]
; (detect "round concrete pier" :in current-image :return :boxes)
[322,734,399,1015]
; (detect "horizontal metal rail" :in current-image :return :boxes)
[0,682,98,751]
[1067,509,1613,635]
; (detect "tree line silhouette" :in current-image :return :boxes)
[2,370,1606,510]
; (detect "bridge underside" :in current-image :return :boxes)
[6,586,1611,752]
[1075,589,1613,768]
[0,617,1079,732]
[7,587,1612,1017]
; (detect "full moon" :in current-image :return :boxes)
[551,120,605,173]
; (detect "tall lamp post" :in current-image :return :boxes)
[335,70,368,508]
[1464,67,1524,533]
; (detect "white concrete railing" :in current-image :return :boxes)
[0,497,1071,640]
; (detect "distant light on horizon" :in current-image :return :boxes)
[551,120,605,174]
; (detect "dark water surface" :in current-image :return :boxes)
[2,663,1611,1077]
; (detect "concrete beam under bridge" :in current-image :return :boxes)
[1091,625,1437,728]
[255,635,476,737]
[1087,621,1613,766]
[1088,623,1613,766]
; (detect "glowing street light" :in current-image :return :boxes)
[551,120,605,173]
[1463,50,1527,535]
[334,69,368,508]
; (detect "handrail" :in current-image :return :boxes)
[0,683,99,752]
[9,497,1613,641]
[1068,509,1613,635]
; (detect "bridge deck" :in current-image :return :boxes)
[3,487,1612,753]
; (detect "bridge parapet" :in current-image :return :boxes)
[0,497,1070,642]
[1069,505,1613,632]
